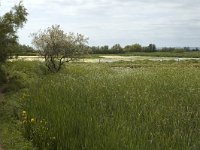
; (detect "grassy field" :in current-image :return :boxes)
[1,60,200,149]
[125,51,200,58]
[86,51,200,58]
[0,62,42,150]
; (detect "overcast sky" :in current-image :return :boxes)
[1,0,200,47]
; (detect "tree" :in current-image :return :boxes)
[142,44,156,52]
[31,25,89,72]
[0,2,28,63]
[124,43,142,52]
[124,45,131,52]
[147,44,156,52]
[11,44,36,57]
[110,44,124,54]
[131,43,142,52]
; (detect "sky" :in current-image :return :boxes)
[0,0,200,47]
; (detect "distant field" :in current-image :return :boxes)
[82,51,200,59]
[96,51,200,58]
[4,60,200,149]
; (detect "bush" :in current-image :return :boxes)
[2,61,45,92]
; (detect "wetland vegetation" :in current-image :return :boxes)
[1,60,200,149]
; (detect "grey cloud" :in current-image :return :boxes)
[1,0,200,47]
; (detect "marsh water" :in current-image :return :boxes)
[10,55,200,62]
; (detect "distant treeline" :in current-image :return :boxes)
[12,43,200,56]
[90,43,200,54]
[10,44,38,57]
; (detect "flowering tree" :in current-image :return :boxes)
[32,25,89,72]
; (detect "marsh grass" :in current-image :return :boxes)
[18,62,200,150]
[85,52,200,59]
[120,51,200,58]
[0,61,45,150]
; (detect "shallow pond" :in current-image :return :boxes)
[9,55,200,63]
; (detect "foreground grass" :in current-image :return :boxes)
[13,61,200,150]
[0,93,35,150]
[0,61,44,150]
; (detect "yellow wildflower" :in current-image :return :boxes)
[23,116,27,120]
[22,120,27,124]
[22,111,26,114]
[31,118,35,123]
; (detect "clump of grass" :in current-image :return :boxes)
[20,111,56,149]
[0,61,43,150]
[0,90,36,150]
[20,63,200,150]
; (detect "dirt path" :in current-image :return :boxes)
[0,84,6,101]
[0,84,6,150]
